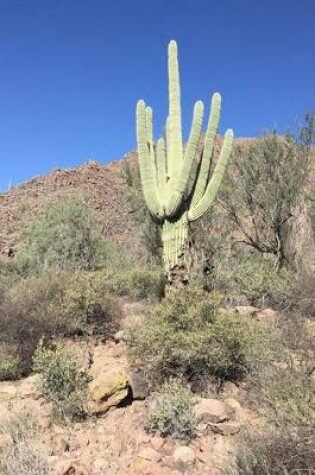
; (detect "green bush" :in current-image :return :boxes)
[0,344,21,381]
[0,271,120,376]
[228,426,315,475]
[16,199,110,274]
[129,288,281,389]
[33,342,90,421]
[252,366,314,427]
[213,251,298,310]
[103,266,165,299]
[145,379,197,441]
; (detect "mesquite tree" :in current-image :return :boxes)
[136,40,234,286]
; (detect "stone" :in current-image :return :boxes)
[256,308,279,326]
[50,436,70,455]
[209,420,241,436]
[128,367,149,400]
[138,447,162,463]
[195,399,232,424]
[126,458,162,475]
[151,436,165,451]
[87,368,129,415]
[54,458,91,475]
[173,446,196,469]
[113,330,126,343]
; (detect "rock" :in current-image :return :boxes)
[235,305,259,316]
[87,368,129,415]
[150,436,165,451]
[225,398,242,420]
[128,367,149,400]
[114,330,126,343]
[126,458,162,475]
[49,436,70,455]
[256,308,279,326]
[173,446,196,469]
[55,458,91,475]
[138,447,162,463]
[195,399,232,424]
[209,420,241,436]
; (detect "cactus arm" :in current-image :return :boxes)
[168,40,183,182]
[166,100,204,216]
[136,100,161,219]
[192,92,221,207]
[188,128,234,222]
[156,138,167,211]
[145,106,155,165]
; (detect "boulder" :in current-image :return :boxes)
[195,398,232,424]
[138,447,162,463]
[55,458,91,475]
[128,367,149,400]
[256,308,279,326]
[87,368,129,415]
[173,446,196,470]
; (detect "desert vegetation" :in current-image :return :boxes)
[0,39,313,475]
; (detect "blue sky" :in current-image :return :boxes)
[0,0,314,190]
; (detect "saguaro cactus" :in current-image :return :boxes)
[136,40,234,285]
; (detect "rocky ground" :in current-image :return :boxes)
[0,300,270,475]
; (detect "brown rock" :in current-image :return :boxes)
[195,399,232,424]
[128,367,149,400]
[50,436,70,455]
[256,308,279,326]
[173,446,196,469]
[138,447,162,463]
[55,458,91,475]
[209,420,241,436]
[126,458,162,475]
[150,436,165,451]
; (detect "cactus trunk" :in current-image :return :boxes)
[136,40,234,287]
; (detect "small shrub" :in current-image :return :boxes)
[0,409,50,475]
[16,199,107,274]
[145,379,197,441]
[33,342,90,421]
[0,343,21,381]
[129,288,281,389]
[228,426,315,475]
[103,266,165,300]
[0,271,120,375]
[252,366,314,427]
[213,250,298,310]
[56,271,120,336]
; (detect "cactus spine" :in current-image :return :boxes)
[136,40,234,283]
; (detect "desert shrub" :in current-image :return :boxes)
[252,366,314,427]
[16,199,111,274]
[0,271,120,376]
[145,379,197,441]
[221,128,311,268]
[33,342,90,421]
[102,266,165,300]
[227,426,315,475]
[129,288,281,389]
[122,157,162,265]
[55,271,120,336]
[0,409,50,475]
[0,343,21,381]
[213,250,298,310]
